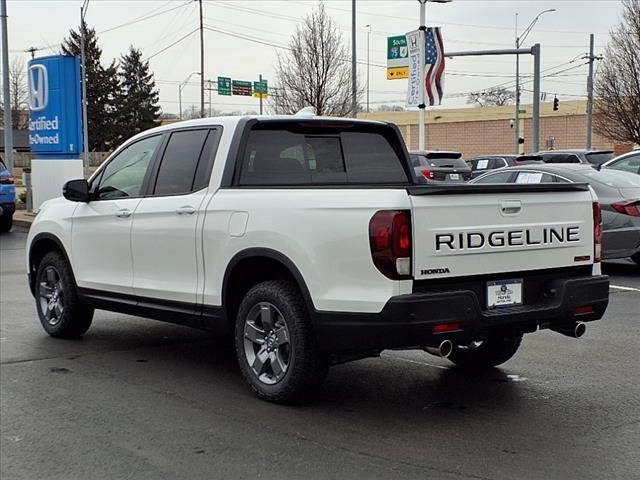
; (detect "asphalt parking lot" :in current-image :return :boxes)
[1,229,638,480]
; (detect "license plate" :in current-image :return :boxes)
[487,279,523,308]
[449,173,460,180]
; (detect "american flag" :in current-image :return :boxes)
[424,27,445,105]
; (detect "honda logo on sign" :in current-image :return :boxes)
[28,64,49,112]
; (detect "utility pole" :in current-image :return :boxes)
[199,0,205,118]
[208,79,213,117]
[366,25,371,113]
[259,73,263,115]
[351,0,357,117]
[80,0,90,178]
[514,14,520,154]
[25,46,39,58]
[585,34,600,150]
[1,0,13,172]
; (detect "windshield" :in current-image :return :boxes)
[581,169,640,188]
[585,152,614,165]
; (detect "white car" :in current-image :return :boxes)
[27,114,610,403]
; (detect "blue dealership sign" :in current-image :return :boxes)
[28,55,83,157]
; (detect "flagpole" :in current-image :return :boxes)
[418,0,426,150]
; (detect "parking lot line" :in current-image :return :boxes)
[610,285,640,293]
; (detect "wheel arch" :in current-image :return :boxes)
[28,233,74,296]
[222,248,315,328]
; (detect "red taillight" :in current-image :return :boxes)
[420,169,434,180]
[369,210,412,280]
[611,200,640,217]
[433,322,461,333]
[575,305,594,316]
[593,202,602,263]
[0,175,14,184]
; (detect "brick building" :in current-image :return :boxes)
[358,100,633,157]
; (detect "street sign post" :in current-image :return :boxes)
[232,80,253,96]
[387,34,409,79]
[217,76,231,96]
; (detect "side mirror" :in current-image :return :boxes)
[63,179,90,202]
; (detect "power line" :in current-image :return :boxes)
[98,1,191,35]
[144,28,200,62]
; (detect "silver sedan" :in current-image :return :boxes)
[471,164,640,264]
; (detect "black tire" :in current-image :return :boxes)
[235,280,328,403]
[35,251,94,338]
[631,252,640,266]
[447,334,523,370]
[0,215,12,233]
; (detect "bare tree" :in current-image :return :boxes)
[3,57,29,130]
[271,2,361,116]
[594,0,640,145]
[467,86,516,108]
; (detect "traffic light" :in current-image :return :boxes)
[553,96,559,111]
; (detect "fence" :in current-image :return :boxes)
[11,152,111,168]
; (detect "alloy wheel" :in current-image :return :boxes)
[243,302,291,385]
[38,266,64,326]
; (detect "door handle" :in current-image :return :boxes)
[115,209,132,218]
[176,206,196,215]
[500,200,522,216]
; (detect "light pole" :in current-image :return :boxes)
[515,8,555,154]
[366,24,371,113]
[80,0,90,177]
[1,0,13,173]
[417,0,451,151]
[179,72,201,120]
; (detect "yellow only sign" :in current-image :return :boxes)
[253,93,269,99]
[387,67,408,80]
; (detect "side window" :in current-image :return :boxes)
[341,132,407,183]
[97,135,161,200]
[614,155,640,174]
[474,171,514,183]
[154,129,209,196]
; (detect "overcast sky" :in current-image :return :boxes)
[5,0,625,114]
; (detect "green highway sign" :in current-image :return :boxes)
[387,35,408,68]
[253,80,268,95]
[232,80,253,96]
[217,76,231,96]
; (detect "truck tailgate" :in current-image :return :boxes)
[409,185,595,280]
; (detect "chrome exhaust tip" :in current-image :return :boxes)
[552,322,586,339]
[424,339,454,358]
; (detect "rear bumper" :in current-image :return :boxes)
[312,274,609,352]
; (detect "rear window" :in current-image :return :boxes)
[585,151,614,166]
[581,169,640,188]
[424,157,469,169]
[542,153,581,164]
[238,125,408,186]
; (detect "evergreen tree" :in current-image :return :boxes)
[116,47,161,141]
[62,21,120,151]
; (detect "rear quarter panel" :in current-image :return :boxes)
[201,188,413,313]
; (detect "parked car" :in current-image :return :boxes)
[467,154,543,179]
[602,150,640,175]
[0,158,16,233]
[535,149,614,166]
[26,115,609,403]
[409,150,471,182]
[472,163,640,264]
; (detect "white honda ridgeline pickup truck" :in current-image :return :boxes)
[27,114,609,403]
